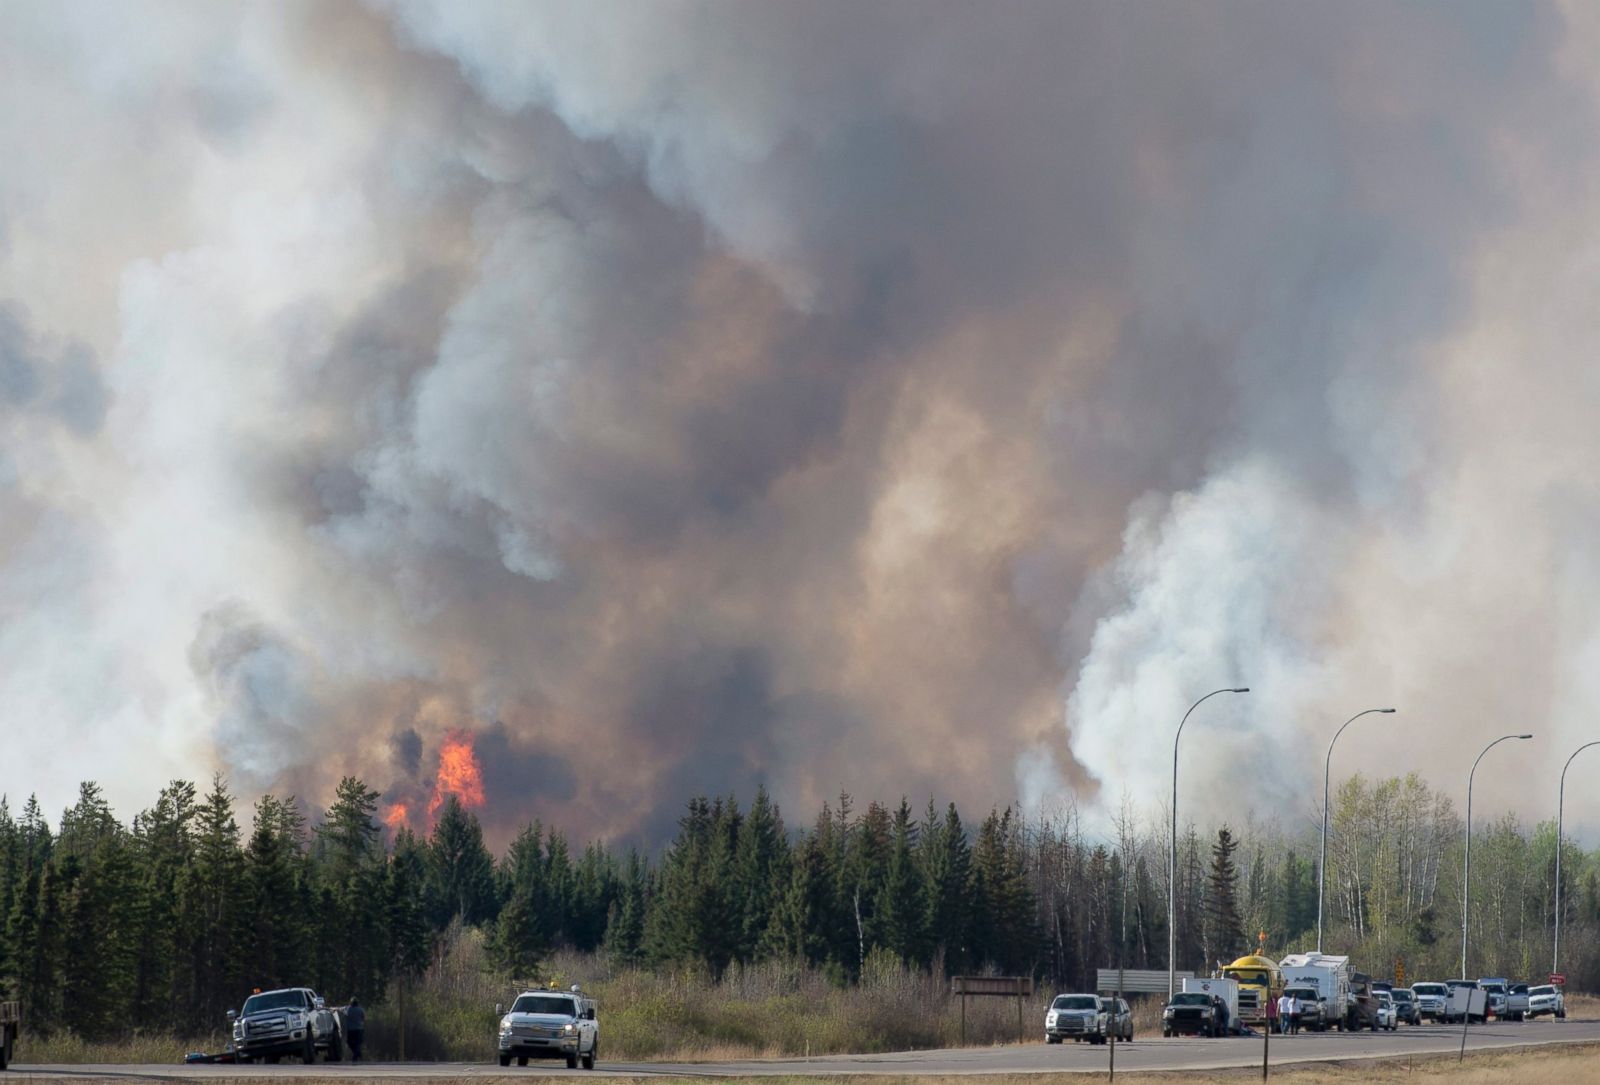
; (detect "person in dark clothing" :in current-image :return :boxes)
[1213,995,1230,1036]
[343,998,365,1062]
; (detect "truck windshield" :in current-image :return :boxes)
[1053,996,1098,1010]
[242,991,307,1014]
[1391,991,1412,1002]
[1413,984,1446,995]
[1172,994,1212,1006]
[511,995,578,1017]
[1284,989,1316,1000]
[1226,970,1268,986]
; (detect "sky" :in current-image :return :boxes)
[4,1,1600,846]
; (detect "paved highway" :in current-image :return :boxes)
[10,1020,1599,1079]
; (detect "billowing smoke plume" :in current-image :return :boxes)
[2,1,1598,843]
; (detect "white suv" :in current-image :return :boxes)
[1527,985,1566,1019]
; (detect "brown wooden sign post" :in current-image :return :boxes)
[952,976,1034,1045]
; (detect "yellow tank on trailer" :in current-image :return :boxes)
[1220,954,1281,1026]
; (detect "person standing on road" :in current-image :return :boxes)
[343,998,366,1062]
[1277,993,1292,1035]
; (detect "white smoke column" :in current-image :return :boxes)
[1046,458,1339,823]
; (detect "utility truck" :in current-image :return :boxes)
[1218,954,1280,1028]
[0,1002,17,1071]
[1278,953,1352,1032]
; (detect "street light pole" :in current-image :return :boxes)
[1170,686,1250,999]
[1462,734,1533,980]
[1554,742,1600,976]
[1318,708,1396,952]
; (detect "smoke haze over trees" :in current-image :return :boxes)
[4,772,1600,1041]
[4,4,1600,844]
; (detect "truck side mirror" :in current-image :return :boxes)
[314,998,325,1010]
[227,1010,237,1021]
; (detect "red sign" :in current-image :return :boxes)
[1550,973,1566,986]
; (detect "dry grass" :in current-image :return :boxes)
[361,937,1045,1063]
[1564,992,1600,1020]
[13,1030,227,1065]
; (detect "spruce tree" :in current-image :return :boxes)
[425,795,498,928]
[763,836,831,965]
[493,825,549,974]
[316,777,385,1000]
[875,799,927,965]
[1204,827,1244,966]
[131,781,197,1031]
[177,775,247,1026]
[920,803,972,974]
[241,795,311,991]
[602,850,648,966]
[61,829,138,1039]
[733,786,786,961]
[386,828,432,982]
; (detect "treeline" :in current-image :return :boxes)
[2,772,1599,1042]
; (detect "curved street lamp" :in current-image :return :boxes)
[1554,741,1600,976]
[1317,708,1396,952]
[1462,733,1533,980]
[1169,686,1250,999]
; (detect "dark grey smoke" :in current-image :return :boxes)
[0,1,1595,842]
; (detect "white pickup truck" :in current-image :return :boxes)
[496,987,599,1069]
[1045,994,1108,1044]
[229,988,343,1063]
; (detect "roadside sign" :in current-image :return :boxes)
[1395,957,1405,987]
[1550,973,1566,986]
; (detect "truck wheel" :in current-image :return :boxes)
[566,1053,579,1069]
[1162,1028,1171,1038]
[582,1040,596,1070]
[499,1054,511,1067]
[1557,1008,1566,1019]
[518,1056,529,1066]
[327,1030,343,1061]
[303,1036,316,1063]
[1045,1035,1060,1044]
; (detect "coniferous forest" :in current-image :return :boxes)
[3,772,1599,1043]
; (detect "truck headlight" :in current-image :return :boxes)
[563,1023,576,1033]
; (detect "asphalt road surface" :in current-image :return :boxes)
[10,1019,1599,1079]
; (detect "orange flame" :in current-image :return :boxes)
[427,731,486,818]
[383,802,410,830]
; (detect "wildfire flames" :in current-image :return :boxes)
[381,731,487,833]
[427,731,487,817]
